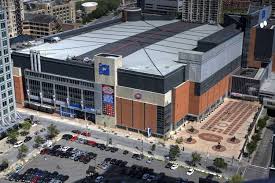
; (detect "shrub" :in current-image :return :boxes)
[175,137,183,144]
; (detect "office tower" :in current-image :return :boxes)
[0,0,24,37]
[0,8,17,127]
[182,0,223,24]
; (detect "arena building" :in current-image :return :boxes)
[11,16,243,136]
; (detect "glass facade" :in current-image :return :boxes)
[0,8,17,127]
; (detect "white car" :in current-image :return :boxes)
[61,146,70,152]
[13,141,23,148]
[187,168,194,175]
[142,174,150,180]
[146,157,153,164]
[170,163,179,170]
[95,176,104,183]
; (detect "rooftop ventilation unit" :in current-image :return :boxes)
[83,57,91,63]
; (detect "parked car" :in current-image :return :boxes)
[81,131,91,137]
[13,141,23,148]
[123,150,129,155]
[170,163,179,170]
[187,168,194,175]
[24,136,32,143]
[95,176,104,183]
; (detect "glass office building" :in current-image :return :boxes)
[0,8,17,129]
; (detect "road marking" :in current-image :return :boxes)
[249,164,269,169]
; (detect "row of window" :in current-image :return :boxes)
[25,70,95,89]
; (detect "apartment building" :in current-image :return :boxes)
[138,0,184,15]
[0,0,24,37]
[24,0,76,23]
[0,8,17,129]
[23,13,62,38]
[182,0,223,24]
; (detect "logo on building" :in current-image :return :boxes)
[102,85,114,95]
[99,63,110,75]
[134,93,142,100]
[262,9,266,19]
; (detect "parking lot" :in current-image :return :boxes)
[1,132,224,183]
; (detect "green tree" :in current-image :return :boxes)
[151,144,156,151]
[21,121,32,131]
[7,129,19,144]
[191,152,201,165]
[246,141,257,157]
[213,158,227,169]
[175,137,183,144]
[47,124,60,139]
[257,118,267,130]
[34,136,45,148]
[1,159,9,166]
[169,145,180,160]
[229,174,244,183]
[251,133,261,142]
[17,144,29,159]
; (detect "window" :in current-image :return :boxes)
[4,57,9,63]
[0,23,5,29]
[1,92,6,98]
[2,31,6,38]
[2,100,7,107]
[5,65,9,72]
[9,98,13,103]
[7,82,11,88]
[10,105,14,111]
[0,84,5,90]
[3,49,8,55]
[6,73,10,79]
[8,90,12,96]
[2,40,7,46]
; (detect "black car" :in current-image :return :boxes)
[110,159,117,165]
[132,154,139,159]
[0,162,8,171]
[115,160,122,166]
[123,150,129,155]
[119,161,128,167]
[62,134,72,140]
[165,163,173,168]
[110,147,118,153]
[104,158,111,163]
[24,136,32,143]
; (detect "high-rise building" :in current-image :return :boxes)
[261,0,275,17]
[23,0,76,23]
[139,0,184,15]
[0,0,24,37]
[0,8,17,127]
[182,0,223,24]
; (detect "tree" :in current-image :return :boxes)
[229,174,244,183]
[151,144,156,151]
[18,144,29,159]
[246,141,257,157]
[21,121,32,131]
[213,158,227,169]
[34,136,45,148]
[257,118,267,130]
[47,124,60,139]
[7,129,19,144]
[175,137,183,144]
[169,145,180,160]
[191,152,201,165]
[1,159,9,166]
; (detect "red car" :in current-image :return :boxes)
[87,140,97,146]
[31,176,39,183]
[40,148,49,155]
[81,131,91,137]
